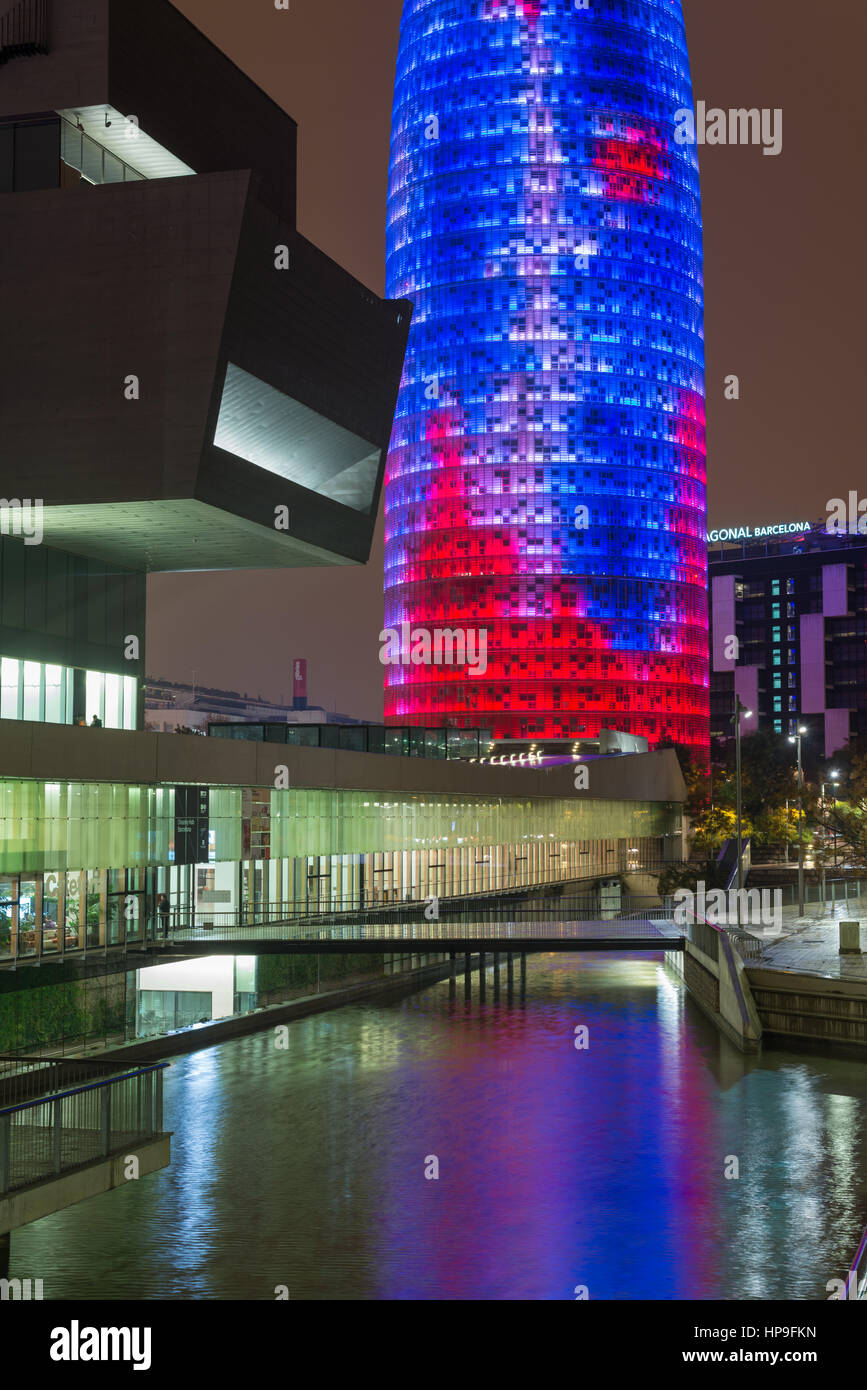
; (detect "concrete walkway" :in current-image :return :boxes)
[750,897,867,980]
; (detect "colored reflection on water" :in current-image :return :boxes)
[11,954,867,1300]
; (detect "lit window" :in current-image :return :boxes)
[85,671,104,725]
[123,676,137,730]
[22,662,41,721]
[0,658,19,720]
[104,673,121,729]
[44,665,63,723]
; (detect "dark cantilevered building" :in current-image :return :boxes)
[0,0,410,728]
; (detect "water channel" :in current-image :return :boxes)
[12,952,867,1300]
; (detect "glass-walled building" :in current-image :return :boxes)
[384,0,708,754]
[0,773,682,963]
[0,534,145,728]
[709,520,867,755]
[0,657,138,729]
[210,721,493,759]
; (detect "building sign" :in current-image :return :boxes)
[292,657,307,710]
[707,521,812,543]
[174,786,209,866]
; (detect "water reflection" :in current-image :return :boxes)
[10,953,867,1300]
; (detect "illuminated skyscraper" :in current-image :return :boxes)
[384,0,709,755]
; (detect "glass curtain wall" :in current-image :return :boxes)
[0,657,136,729]
[0,774,680,958]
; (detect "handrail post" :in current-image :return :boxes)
[154,1066,163,1133]
[0,1114,9,1194]
[53,1098,63,1173]
[144,1070,153,1135]
[100,1085,111,1156]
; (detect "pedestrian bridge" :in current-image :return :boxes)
[145,893,770,966]
[148,899,686,955]
[1,892,769,972]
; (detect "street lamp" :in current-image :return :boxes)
[734,694,752,926]
[788,725,807,917]
[820,769,840,903]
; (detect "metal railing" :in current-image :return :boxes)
[60,115,146,186]
[0,1053,118,1108]
[3,877,863,965]
[719,925,766,962]
[615,905,673,922]
[652,894,767,964]
[0,1063,167,1197]
[152,877,867,938]
[159,893,680,935]
[141,894,687,949]
[0,860,675,966]
[779,877,867,907]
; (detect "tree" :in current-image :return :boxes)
[690,804,737,858]
[824,804,867,871]
[750,804,797,855]
[655,739,711,819]
[729,730,799,818]
[824,756,867,871]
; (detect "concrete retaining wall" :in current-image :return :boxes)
[0,1135,170,1237]
[668,934,763,1053]
[747,968,867,1052]
[75,952,472,1066]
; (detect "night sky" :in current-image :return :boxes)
[148,0,866,719]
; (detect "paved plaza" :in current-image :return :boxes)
[749,896,867,980]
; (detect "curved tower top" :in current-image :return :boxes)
[384,0,708,755]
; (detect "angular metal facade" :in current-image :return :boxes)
[0,0,411,572]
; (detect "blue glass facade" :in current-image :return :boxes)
[385,0,709,754]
